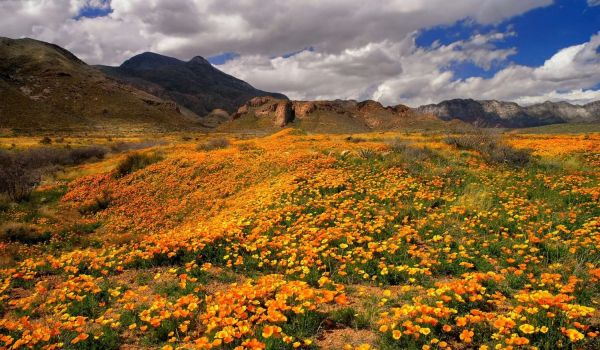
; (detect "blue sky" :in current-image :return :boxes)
[204,0,600,77]
[415,0,600,80]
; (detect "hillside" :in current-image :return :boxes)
[97,52,287,125]
[222,97,456,133]
[0,37,204,133]
[415,98,600,128]
[1,131,599,349]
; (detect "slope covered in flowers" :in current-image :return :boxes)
[1,130,599,350]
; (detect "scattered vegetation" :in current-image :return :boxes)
[345,136,367,143]
[115,152,163,177]
[0,223,50,244]
[445,131,532,166]
[196,137,230,151]
[0,146,107,201]
[387,138,437,162]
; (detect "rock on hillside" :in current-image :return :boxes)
[224,97,448,133]
[0,37,199,132]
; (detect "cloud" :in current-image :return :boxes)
[218,31,600,107]
[588,0,600,7]
[219,31,517,103]
[0,0,551,64]
[3,0,599,106]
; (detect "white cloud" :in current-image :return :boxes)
[0,0,551,64]
[3,0,599,106]
[588,0,600,7]
[217,31,600,107]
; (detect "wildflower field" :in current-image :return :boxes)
[0,130,599,350]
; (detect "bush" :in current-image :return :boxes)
[68,146,107,164]
[109,140,164,153]
[115,152,163,178]
[79,189,111,214]
[197,138,230,151]
[388,139,436,162]
[0,223,51,244]
[0,149,42,201]
[39,136,52,145]
[444,132,531,167]
[0,146,110,202]
[357,148,378,160]
[345,136,367,143]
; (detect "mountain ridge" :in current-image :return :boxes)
[97,51,287,121]
[415,98,600,128]
[0,37,201,132]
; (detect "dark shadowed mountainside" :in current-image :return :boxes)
[97,52,287,123]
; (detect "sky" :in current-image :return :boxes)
[1,0,599,107]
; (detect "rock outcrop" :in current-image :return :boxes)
[225,97,435,132]
[275,101,295,127]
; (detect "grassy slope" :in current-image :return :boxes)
[0,37,204,133]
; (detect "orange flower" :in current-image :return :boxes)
[459,329,474,343]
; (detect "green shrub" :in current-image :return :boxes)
[0,223,51,244]
[79,192,111,214]
[115,152,163,178]
[357,148,378,160]
[197,138,230,151]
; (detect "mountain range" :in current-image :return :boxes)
[0,36,598,133]
[415,99,600,128]
[96,52,286,127]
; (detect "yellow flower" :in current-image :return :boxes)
[564,328,584,342]
[392,329,402,340]
[519,324,535,334]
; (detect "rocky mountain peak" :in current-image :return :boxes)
[120,52,183,70]
[188,56,211,65]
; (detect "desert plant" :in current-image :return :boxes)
[79,188,112,214]
[109,140,164,153]
[39,136,52,145]
[444,132,531,167]
[345,136,367,143]
[0,149,42,201]
[0,223,51,244]
[357,148,378,160]
[115,152,163,177]
[388,139,436,162]
[68,146,107,164]
[0,146,109,202]
[197,138,230,151]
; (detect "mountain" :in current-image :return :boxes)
[415,99,600,128]
[0,37,201,132]
[97,52,287,124]
[220,97,456,133]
